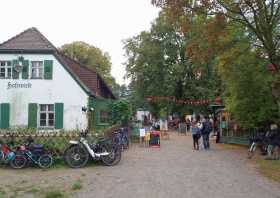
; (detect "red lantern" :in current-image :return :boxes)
[145,96,152,102]
[214,97,222,105]
[267,63,277,73]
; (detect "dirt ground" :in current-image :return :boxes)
[0,132,280,198]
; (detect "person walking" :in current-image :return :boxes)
[191,119,201,150]
[201,116,212,149]
[186,117,190,132]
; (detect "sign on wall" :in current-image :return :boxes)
[7,82,32,89]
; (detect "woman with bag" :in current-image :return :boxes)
[191,119,201,150]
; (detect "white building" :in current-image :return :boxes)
[0,28,115,131]
[136,110,151,122]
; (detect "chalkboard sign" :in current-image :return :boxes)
[149,131,160,147]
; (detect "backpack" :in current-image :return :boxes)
[203,121,212,134]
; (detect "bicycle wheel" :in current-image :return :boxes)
[122,137,129,149]
[248,142,256,159]
[10,154,27,169]
[38,154,53,168]
[64,145,89,168]
[101,144,121,166]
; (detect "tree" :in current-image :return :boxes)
[111,83,130,99]
[152,0,280,65]
[124,11,220,116]
[216,23,278,128]
[152,0,280,117]
[110,99,132,125]
[61,41,114,86]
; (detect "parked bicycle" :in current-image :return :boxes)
[113,127,129,150]
[248,130,280,159]
[0,142,16,165]
[11,138,53,169]
[248,132,268,159]
[64,130,121,168]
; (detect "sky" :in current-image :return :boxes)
[0,0,160,85]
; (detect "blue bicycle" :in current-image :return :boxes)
[11,139,53,169]
[113,128,129,150]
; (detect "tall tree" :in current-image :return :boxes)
[152,0,280,118]
[216,23,278,128]
[124,11,219,116]
[61,41,114,86]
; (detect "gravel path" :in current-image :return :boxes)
[0,132,280,198]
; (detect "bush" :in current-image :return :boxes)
[109,100,132,126]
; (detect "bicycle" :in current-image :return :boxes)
[64,130,121,168]
[112,128,129,150]
[11,138,53,169]
[248,130,280,159]
[0,143,17,165]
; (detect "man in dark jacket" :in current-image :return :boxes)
[201,116,212,149]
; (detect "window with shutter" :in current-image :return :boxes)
[22,60,29,79]
[100,111,109,123]
[44,60,53,79]
[0,61,12,79]
[0,103,10,129]
[39,104,54,128]
[31,61,43,79]
[55,103,63,129]
[12,60,19,79]
[28,103,38,128]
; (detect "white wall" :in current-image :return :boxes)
[136,111,150,121]
[0,54,88,130]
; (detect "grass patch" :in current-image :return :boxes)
[26,187,40,194]
[10,191,18,198]
[257,160,280,182]
[44,190,66,198]
[50,158,65,169]
[72,180,82,191]
[0,190,5,198]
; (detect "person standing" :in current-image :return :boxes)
[186,117,190,132]
[201,116,212,149]
[191,119,200,150]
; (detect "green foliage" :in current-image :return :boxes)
[61,41,115,86]
[44,190,66,198]
[111,84,130,99]
[110,100,131,125]
[0,188,5,198]
[124,11,219,116]
[152,0,280,122]
[72,180,82,191]
[26,187,40,194]
[152,0,280,66]
[216,22,279,128]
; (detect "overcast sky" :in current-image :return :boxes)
[0,0,160,85]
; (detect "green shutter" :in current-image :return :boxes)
[28,103,38,128]
[12,60,19,79]
[44,60,53,79]
[22,60,29,79]
[55,103,64,129]
[0,103,10,129]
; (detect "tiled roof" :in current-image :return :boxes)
[56,52,115,99]
[0,27,56,51]
[0,27,115,99]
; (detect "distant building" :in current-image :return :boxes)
[136,109,151,123]
[0,28,115,131]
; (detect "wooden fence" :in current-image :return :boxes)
[0,125,122,159]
